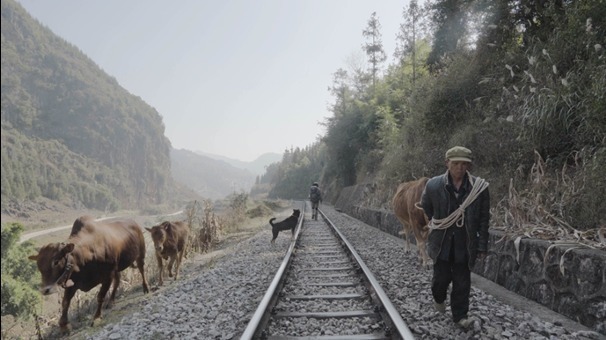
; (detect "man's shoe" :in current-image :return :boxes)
[456,317,473,328]
[433,301,446,313]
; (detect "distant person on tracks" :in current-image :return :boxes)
[420,146,490,329]
[309,182,323,220]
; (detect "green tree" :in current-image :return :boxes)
[256,0,606,231]
[327,68,352,117]
[515,0,564,47]
[1,222,41,319]
[395,0,429,85]
[267,143,326,200]
[426,0,470,70]
[362,12,387,89]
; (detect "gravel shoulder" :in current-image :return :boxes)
[374,215,597,336]
[1,201,283,340]
[63,216,273,340]
[7,203,601,340]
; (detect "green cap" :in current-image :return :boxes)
[445,146,472,162]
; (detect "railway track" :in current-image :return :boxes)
[241,204,415,340]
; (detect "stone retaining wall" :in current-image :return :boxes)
[334,184,605,334]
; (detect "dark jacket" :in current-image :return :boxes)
[421,171,490,269]
[309,186,322,203]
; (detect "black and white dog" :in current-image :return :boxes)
[269,209,301,244]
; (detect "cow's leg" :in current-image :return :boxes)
[396,218,412,253]
[403,226,412,253]
[405,229,411,252]
[419,239,432,269]
[92,279,112,326]
[167,255,176,278]
[107,270,121,307]
[414,227,432,269]
[156,253,164,286]
[138,254,150,293]
[59,287,77,334]
[175,250,185,280]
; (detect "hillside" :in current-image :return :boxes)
[1,0,271,220]
[255,1,605,231]
[171,148,256,200]
[1,0,173,211]
[196,151,282,175]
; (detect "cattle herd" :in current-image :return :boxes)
[29,180,431,335]
[28,216,189,334]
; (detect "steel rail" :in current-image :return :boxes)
[321,210,416,340]
[240,202,306,340]
[242,205,415,339]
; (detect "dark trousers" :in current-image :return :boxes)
[311,201,319,219]
[432,259,471,322]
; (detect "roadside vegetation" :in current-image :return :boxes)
[252,1,605,247]
[1,194,288,339]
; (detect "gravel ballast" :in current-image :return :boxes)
[84,206,602,340]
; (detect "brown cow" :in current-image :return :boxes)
[392,177,431,268]
[28,216,149,333]
[145,220,189,285]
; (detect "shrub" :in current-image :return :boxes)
[1,223,41,319]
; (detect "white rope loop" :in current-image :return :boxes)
[428,172,489,230]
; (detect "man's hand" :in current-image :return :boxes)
[477,251,487,260]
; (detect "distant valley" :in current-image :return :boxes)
[0,0,284,209]
[171,149,281,200]
[195,151,282,176]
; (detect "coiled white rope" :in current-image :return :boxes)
[428,172,489,230]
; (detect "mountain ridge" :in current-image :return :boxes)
[1,0,277,210]
[170,148,257,200]
[195,150,282,175]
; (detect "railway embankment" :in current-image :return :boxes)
[333,183,606,335]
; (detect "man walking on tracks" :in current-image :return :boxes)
[420,146,490,329]
[309,182,323,220]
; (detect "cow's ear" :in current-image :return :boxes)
[163,223,170,230]
[28,254,38,261]
[61,243,75,254]
[145,227,152,232]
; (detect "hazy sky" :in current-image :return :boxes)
[17,0,410,162]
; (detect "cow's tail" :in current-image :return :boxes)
[269,218,276,227]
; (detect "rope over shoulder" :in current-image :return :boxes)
[428,172,489,230]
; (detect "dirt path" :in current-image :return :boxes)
[18,210,184,244]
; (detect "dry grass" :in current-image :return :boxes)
[492,150,605,250]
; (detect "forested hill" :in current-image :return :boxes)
[171,149,256,200]
[1,0,172,211]
[254,1,605,231]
